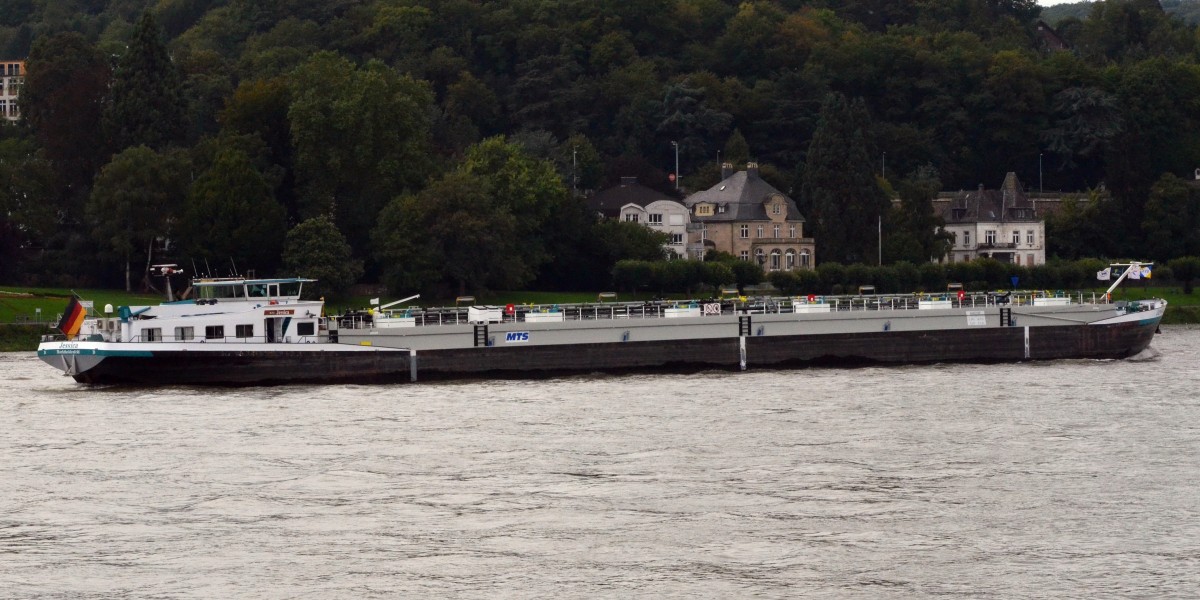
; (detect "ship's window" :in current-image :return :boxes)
[248,284,267,297]
[297,322,316,336]
[205,326,224,340]
[175,327,194,341]
[236,324,254,339]
[279,281,303,297]
[142,328,161,342]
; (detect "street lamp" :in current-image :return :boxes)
[882,151,886,179]
[1039,153,1043,194]
[671,141,679,189]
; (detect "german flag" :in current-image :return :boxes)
[56,296,87,339]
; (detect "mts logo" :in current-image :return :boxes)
[505,332,530,343]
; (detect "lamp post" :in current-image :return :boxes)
[882,151,886,179]
[1039,152,1043,194]
[671,141,679,189]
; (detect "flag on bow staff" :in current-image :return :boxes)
[56,296,86,339]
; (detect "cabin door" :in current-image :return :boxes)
[265,317,284,343]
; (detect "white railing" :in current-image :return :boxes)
[329,290,1117,331]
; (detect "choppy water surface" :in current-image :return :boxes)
[2,328,1199,599]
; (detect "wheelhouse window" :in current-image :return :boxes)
[205,326,224,340]
[142,328,161,342]
[297,322,316,336]
[236,324,254,339]
[174,327,194,341]
[199,284,246,300]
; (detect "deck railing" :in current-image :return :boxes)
[332,290,1118,330]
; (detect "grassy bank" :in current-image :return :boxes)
[0,325,46,352]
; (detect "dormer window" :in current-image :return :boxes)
[717,204,727,214]
[772,203,781,215]
[696,204,714,216]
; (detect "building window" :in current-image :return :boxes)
[717,204,727,214]
[670,233,683,245]
[985,230,996,245]
[205,325,224,340]
[175,327,194,341]
[770,250,781,270]
[1012,230,1020,245]
[624,213,639,223]
[755,249,765,265]
[756,225,764,238]
[740,225,749,239]
[142,328,161,342]
[236,324,254,339]
[773,225,780,238]
[696,204,713,216]
[297,322,316,336]
[800,250,810,267]
[1027,230,1035,246]
[772,203,781,215]
[789,224,797,238]
[963,231,971,247]
[739,250,749,261]
[648,213,663,225]
[785,250,796,271]
[1028,253,1034,265]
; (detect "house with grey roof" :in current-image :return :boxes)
[684,163,815,271]
[588,177,690,258]
[933,172,1046,266]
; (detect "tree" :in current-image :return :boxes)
[1142,173,1200,261]
[181,147,287,275]
[801,93,891,265]
[1168,256,1200,294]
[87,146,189,291]
[884,165,953,264]
[373,171,523,296]
[103,12,189,153]
[289,52,434,255]
[281,215,363,299]
[19,32,110,193]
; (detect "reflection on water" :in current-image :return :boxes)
[2,327,1199,598]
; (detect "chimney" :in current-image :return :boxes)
[747,162,759,178]
[720,162,733,180]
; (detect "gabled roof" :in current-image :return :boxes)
[684,164,805,222]
[588,177,679,218]
[934,172,1041,224]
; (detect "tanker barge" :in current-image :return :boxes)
[37,264,1165,385]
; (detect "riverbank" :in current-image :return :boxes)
[0,325,45,352]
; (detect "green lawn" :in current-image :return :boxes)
[0,287,163,324]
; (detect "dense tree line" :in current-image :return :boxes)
[3,0,1200,296]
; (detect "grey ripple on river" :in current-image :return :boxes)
[1,327,1199,599]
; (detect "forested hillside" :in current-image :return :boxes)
[3,0,1200,296]
[1044,1,1200,25]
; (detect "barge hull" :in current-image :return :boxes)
[62,319,1157,385]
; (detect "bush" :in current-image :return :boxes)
[918,262,946,292]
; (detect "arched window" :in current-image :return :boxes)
[755,248,765,265]
[800,250,810,267]
[785,250,796,271]
[770,249,781,270]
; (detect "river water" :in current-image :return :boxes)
[2,328,1199,599]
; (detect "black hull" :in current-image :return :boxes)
[73,320,1159,386]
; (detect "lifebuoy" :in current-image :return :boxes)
[807,294,815,303]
